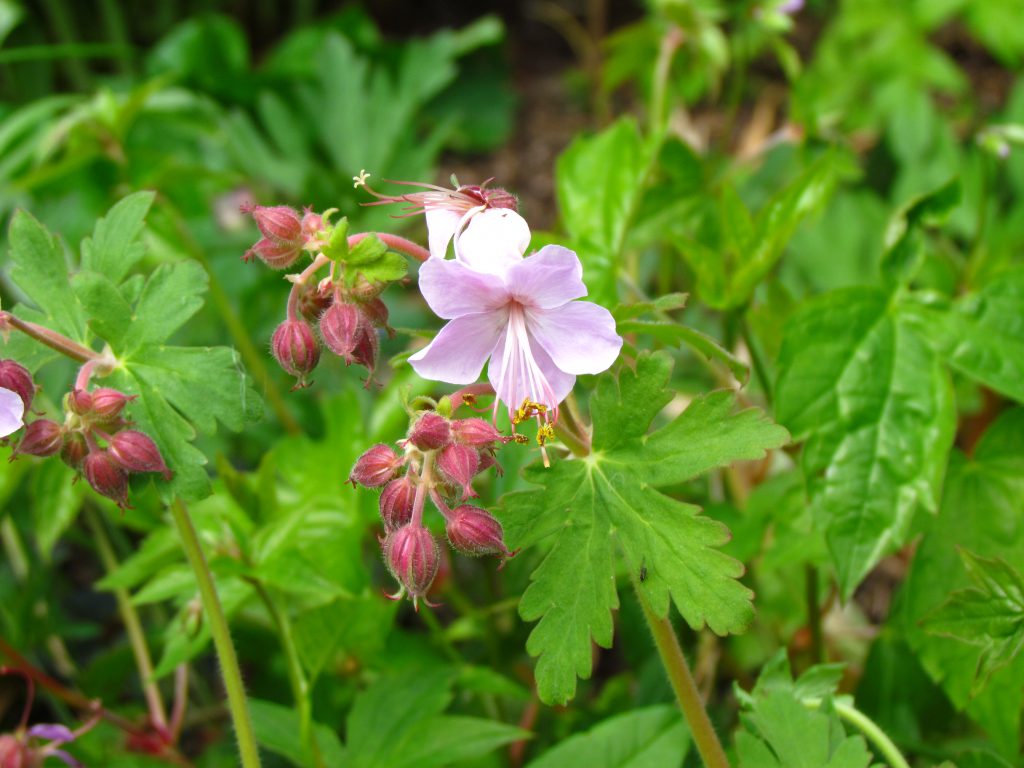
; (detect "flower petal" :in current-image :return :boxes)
[409,311,506,385]
[488,323,575,414]
[424,206,462,260]
[0,387,25,438]
[455,208,530,277]
[28,724,75,743]
[417,257,510,319]
[526,302,623,375]
[504,245,587,309]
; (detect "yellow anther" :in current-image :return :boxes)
[462,393,477,407]
[513,399,548,425]
[353,169,371,189]
[536,423,555,446]
[511,434,530,444]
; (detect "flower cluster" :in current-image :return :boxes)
[349,408,515,609]
[0,668,95,768]
[2,359,171,509]
[240,203,325,270]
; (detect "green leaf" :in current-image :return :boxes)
[31,460,83,560]
[616,320,749,384]
[921,551,1024,694]
[119,262,208,355]
[80,191,155,284]
[72,271,133,349]
[500,352,788,704]
[776,288,955,597]
[341,234,407,287]
[249,698,345,768]
[881,178,960,287]
[556,118,651,306]
[898,408,1024,755]
[6,209,87,342]
[525,705,689,768]
[901,269,1024,403]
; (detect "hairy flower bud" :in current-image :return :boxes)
[361,297,394,337]
[445,505,512,558]
[67,388,93,416]
[436,443,479,499]
[301,209,324,242]
[349,443,401,487]
[16,419,62,458]
[0,359,34,412]
[84,450,131,509]
[451,418,503,447]
[110,430,173,481]
[60,432,88,470]
[350,323,379,372]
[91,388,136,421]
[271,320,320,386]
[241,204,305,269]
[379,476,416,531]
[297,283,333,323]
[384,524,440,609]
[408,412,451,451]
[318,302,361,359]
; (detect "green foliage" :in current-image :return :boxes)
[501,352,788,704]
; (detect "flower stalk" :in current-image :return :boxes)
[0,312,101,364]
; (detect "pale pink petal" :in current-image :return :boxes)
[417,257,510,319]
[526,302,623,375]
[488,317,575,414]
[28,724,74,743]
[504,245,587,309]
[424,206,462,260]
[0,387,25,438]
[409,311,507,384]
[455,208,530,277]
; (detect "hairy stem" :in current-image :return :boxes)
[634,581,730,768]
[0,312,99,363]
[170,499,261,768]
[85,509,167,730]
[803,698,910,768]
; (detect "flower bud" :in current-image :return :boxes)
[349,443,401,487]
[408,412,451,451]
[436,443,479,499]
[297,283,333,323]
[271,319,320,386]
[384,524,440,609]
[379,476,416,531]
[361,297,394,337]
[445,505,512,558]
[245,204,302,243]
[350,323,379,372]
[0,359,34,412]
[91,388,136,421]
[318,302,361,359]
[245,238,303,269]
[110,430,173,481]
[61,431,88,470]
[0,735,29,768]
[67,388,93,416]
[301,209,324,242]
[452,418,502,447]
[16,419,62,458]
[84,450,131,509]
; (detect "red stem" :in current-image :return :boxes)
[0,312,99,364]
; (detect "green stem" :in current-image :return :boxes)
[803,698,910,768]
[39,0,93,91]
[85,509,167,730]
[634,582,730,768]
[804,564,824,664]
[250,581,323,768]
[170,499,261,768]
[739,312,772,406]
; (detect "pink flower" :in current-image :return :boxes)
[0,387,25,438]
[408,235,622,422]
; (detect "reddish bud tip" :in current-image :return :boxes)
[0,359,35,412]
[271,320,320,386]
[15,419,63,458]
[60,432,88,470]
[445,505,511,558]
[84,450,131,509]
[408,412,451,451]
[67,388,93,416]
[451,418,503,447]
[301,210,324,241]
[350,321,379,373]
[349,443,402,488]
[436,443,479,499]
[379,476,416,531]
[110,430,173,481]
[90,388,136,421]
[318,302,361,359]
[384,524,440,605]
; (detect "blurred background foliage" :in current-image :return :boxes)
[1,0,1024,766]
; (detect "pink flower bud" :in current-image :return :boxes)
[67,388,93,416]
[61,432,88,470]
[350,322,379,372]
[301,209,324,242]
[318,302,361,359]
[379,476,416,531]
[245,237,303,269]
[445,504,512,558]
[349,443,401,487]
[91,388,136,420]
[0,735,29,768]
[0,359,34,412]
[271,320,320,387]
[110,430,173,481]
[245,204,302,244]
[408,412,451,451]
[384,524,440,609]
[84,450,131,509]
[451,418,502,447]
[361,297,394,337]
[297,284,332,323]
[15,419,62,457]
[436,443,479,499]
